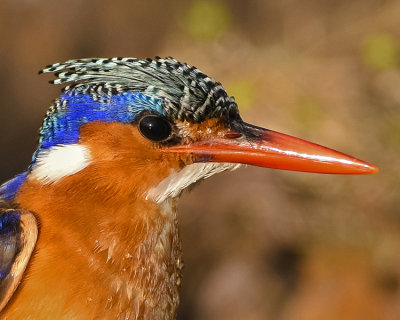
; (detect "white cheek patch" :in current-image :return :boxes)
[30,144,92,184]
[146,162,241,203]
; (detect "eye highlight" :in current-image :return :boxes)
[138,115,172,142]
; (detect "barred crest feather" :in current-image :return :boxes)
[40,57,240,123]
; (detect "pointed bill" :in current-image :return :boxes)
[163,122,378,175]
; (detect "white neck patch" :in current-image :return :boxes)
[30,144,92,184]
[146,162,241,203]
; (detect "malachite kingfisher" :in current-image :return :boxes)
[0,57,378,320]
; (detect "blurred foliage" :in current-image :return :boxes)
[292,96,324,131]
[386,115,400,148]
[362,33,400,70]
[184,0,232,41]
[226,79,257,110]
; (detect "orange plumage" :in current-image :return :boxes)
[0,57,377,320]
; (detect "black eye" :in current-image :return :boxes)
[138,115,172,142]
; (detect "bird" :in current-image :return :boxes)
[0,57,378,320]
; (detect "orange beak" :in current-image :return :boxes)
[163,121,378,175]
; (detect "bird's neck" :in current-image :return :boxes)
[14,176,183,320]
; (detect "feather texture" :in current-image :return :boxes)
[40,57,240,123]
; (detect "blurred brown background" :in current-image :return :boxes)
[0,0,398,319]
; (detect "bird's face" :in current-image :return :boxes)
[26,57,377,204]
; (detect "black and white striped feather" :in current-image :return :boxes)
[40,57,240,123]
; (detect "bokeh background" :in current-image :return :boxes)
[0,0,398,319]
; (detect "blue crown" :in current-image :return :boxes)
[0,57,241,201]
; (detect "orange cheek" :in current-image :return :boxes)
[78,121,193,195]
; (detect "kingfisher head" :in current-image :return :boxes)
[0,57,378,203]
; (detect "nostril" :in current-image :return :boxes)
[225,132,242,139]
